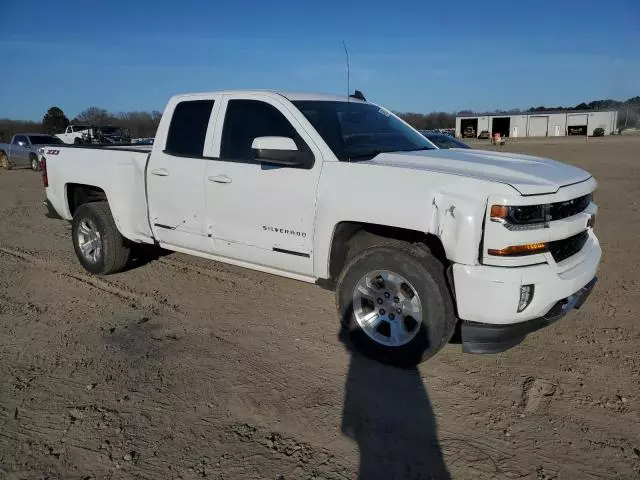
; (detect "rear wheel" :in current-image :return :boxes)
[1,153,11,170]
[72,202,130,275]
[30,154,39,171]
[336,240,456,367]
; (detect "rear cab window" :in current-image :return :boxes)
[29,135,63,145]
[165,100,215,157]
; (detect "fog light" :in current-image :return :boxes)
[518,285,534,312]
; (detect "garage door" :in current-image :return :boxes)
[567,114,588,126]
[528,116,548,136]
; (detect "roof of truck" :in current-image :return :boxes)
[172,90,367,103]
[15,133,56,137]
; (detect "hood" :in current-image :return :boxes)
[363,149,591,195]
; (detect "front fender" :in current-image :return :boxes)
[312,162,516,279]
[428,191,487,265]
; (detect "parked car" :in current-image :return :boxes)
[56,125,92,144]
[132,137,155,145]
[42,89,600,366]
[462,126,476,138]
[420,131,471,149]
[0,133,64,170]
[478,130,490,139]
[592,128,605,137]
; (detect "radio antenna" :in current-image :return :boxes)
[342,40,350,101]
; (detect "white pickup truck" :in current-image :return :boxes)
[56,125,92,144]
[43,90,600,366]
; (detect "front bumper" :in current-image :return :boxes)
[453,231,600,324]
[460,277,597,353]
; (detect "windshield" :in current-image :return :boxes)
[28,135,63,145]
[424,134,470,149]
[292,101,435,161]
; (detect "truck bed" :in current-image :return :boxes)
[44,145,154,244]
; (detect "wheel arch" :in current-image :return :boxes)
[65,183,108,217]
[323,221,448,288]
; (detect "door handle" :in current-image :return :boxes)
[150,168,170,176]
[208,175,232,184]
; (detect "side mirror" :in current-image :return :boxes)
[251,136,313,168]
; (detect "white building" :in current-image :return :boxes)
[455,110,618,138]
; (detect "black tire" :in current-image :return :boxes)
[1,152,12,170]
[336,239,457,367]
[74,137,83,145]
[30,154,39,171]
[72,202,130,275]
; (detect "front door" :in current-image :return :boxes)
[205,95,323,276]
[11,135,29,166]
[147,96,221,253]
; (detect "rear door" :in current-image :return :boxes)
[146,96,222,253]
[204,94,323,276]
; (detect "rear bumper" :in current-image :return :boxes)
[460,277,597,353]
[43,199,63,220]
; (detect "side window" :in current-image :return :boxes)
[13,135,26,145]
[220,100,302,161]
[165,100,215,157]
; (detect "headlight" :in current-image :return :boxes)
[490,204,549,230]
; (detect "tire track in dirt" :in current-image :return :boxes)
[1,358,354,480]
[0,245,178,314]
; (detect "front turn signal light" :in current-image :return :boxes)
[490,204,509,220]
[488,242,548,256]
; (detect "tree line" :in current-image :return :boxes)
[1,96,638,141]
[0,106,162,141]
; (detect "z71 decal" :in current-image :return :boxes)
[45,149,60,155]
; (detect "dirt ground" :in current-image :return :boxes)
[1,135,639,480]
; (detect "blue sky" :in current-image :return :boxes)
[1,0,638,120]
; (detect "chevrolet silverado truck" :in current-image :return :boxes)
[0,133,64,170]
[42,90,600,366]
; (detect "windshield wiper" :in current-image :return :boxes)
[399,147,435,152]
[347,146,434,162]
[347,150,385,161]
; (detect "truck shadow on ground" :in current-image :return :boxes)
[124,245,171,272]
[339,328,451,480]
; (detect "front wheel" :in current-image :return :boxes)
[1,153,11,170]
[336,241,457,367]
[72,202,131,275]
